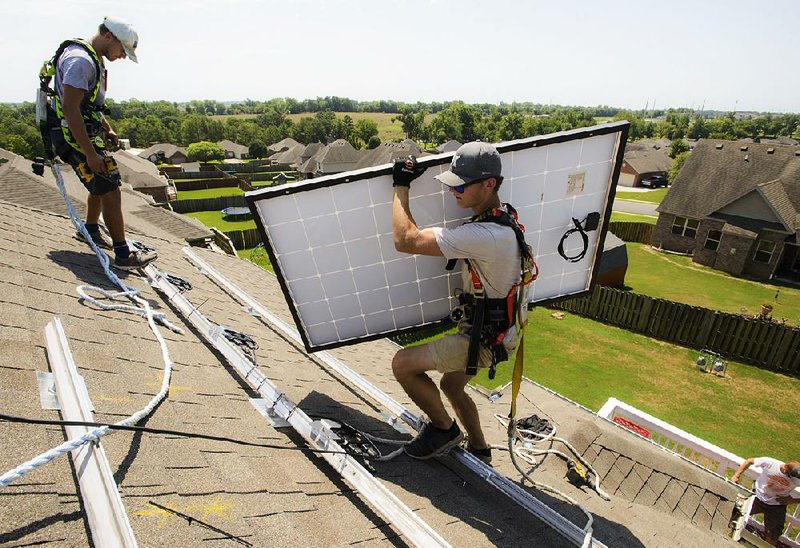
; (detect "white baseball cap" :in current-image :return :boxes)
[103,16,138,63]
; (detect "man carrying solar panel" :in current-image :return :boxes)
[391,142,529,463]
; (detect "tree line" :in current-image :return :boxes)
[1,97,798,161]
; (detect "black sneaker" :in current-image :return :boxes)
[114,249,158,271]
[75,228,113,250]
[404,421,464,460]
[465,442,493,465]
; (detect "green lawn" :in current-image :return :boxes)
[237,246,273,272]
[610,212,657,224]
[184,210,256,231]
[176,187,243,201]
[625,243,800,324]
[472,307,800,461]
[615,188,669,204]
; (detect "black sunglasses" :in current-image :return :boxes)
[450,178,486,193]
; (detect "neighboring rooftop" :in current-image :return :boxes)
[658,139,800,234]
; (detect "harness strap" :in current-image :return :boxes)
[39,39,106,156]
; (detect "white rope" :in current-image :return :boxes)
[0,164,178,488]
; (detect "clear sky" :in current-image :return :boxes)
[3,0,799,113]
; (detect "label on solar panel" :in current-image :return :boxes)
[247,122,629,352]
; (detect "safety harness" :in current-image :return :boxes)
[446,204,538,387]
[37,39,108,159]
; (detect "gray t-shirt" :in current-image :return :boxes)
[432,213,523,347]
[53,44,106,109]
[432,218,521,299]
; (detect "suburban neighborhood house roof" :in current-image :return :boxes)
[218,139,249,156]
[268,137,300,153]
[0,147,744,547]
[314,139,361,164]
[622,144,672,175]
[658,139,800,233]
[138,143,188,161]
[112,150,169,189]
[269,142,305,165]
[355,139,427,170]
[436,140,462,153]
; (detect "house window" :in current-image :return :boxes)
[753,240,776,264]
[704,230,722,251]
[671,217,699,238]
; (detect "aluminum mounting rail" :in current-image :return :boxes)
[143,264,449,548]
[44,318,138,548]
[183,247,605,548]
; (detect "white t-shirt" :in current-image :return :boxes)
[753,457,800,505]
[432,216,523,348]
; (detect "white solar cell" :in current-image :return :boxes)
[247,122,629,351]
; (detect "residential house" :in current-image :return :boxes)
[311,139,363,176]
[268,137,300,154]
[653,139,800,282]
[218,139,250,159]
[138,143,188,165]
[618,140,672,187]
[436,139,462,153]
[113,150,176,203]
[354,139,427,170]
[269,142,305,166]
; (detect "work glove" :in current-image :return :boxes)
[392,155,425,187]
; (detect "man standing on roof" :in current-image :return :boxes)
[391,142,524,464]
[40,16,157,270]
[732,457,800,546]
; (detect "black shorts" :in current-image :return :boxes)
[751,497,787,540]
[50,127,121,196]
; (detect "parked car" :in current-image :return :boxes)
[640,175,668,188]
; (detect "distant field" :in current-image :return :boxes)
[211,111,412,143]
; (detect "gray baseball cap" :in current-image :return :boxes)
[435,141,502,187]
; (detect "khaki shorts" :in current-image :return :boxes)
[427,332,494,375]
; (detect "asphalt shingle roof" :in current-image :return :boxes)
[658,139,800,231]
[0,146,743,547]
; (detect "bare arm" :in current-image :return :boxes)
[61,85,106,173]
[392,186,443,256]
[731,458,755,483]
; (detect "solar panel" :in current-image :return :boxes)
[247,122,629,352]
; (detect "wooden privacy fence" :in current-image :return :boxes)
[551,286,800,376]
[171,195,246,214]
[608,221,655,244]
[223,227,262,250]
[173,178,240,191]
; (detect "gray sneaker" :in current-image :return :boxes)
[404,421,463,460]
[465,442,493,465]
[114,249,158,271]
[75,228,113,250]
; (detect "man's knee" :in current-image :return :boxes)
[392,349,412,380]
[439,373,467,400]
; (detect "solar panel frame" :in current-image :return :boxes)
[247,121,629,352]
